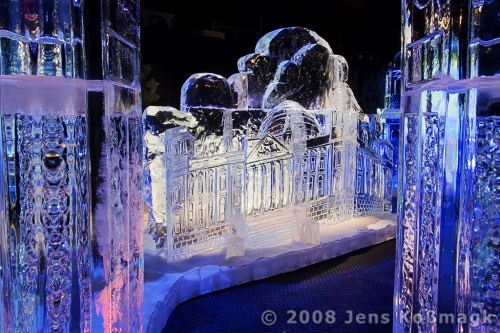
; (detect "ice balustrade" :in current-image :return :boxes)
[0,1,142,332]
[143,27,394,262]
[394,1,500,333]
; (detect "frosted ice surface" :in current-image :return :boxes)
[301,220,320,245]
[258,100,323,141]
[226,236,246,259]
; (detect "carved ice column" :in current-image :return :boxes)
[395,0,464,331]
[0,1,142,332]
[0,1,90,332]
[91,0,143,332]
[456,1,500,332]
[395,0,500,332]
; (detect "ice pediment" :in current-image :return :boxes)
[247,134,290,162]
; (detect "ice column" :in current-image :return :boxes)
[394,1,500,332]
[0,1,89,332]
[90,0,143,332]
[0,1,142,332]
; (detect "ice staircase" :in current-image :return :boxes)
[245,208,297,249]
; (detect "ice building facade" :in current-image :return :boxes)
[394,0,500,332]
[0,1,143,332]
[144,27,393,262]
[356,114,394,217]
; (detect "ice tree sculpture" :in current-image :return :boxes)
[143,27,393,262]
[0,1,142,332]
[394,1,500,332]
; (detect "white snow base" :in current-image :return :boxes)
[143,214,397,333]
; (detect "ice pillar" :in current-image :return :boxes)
[0,1,142,332]
[394,1,500,333]
[88,0,143,332]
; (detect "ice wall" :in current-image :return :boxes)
[394,1,500,332]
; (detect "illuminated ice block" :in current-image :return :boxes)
[143,27,393,263]
[0,1,143,332]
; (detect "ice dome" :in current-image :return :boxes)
[237,27,337,109]
[181,73,235,111]
[258,100,322,141]
[392,52,401,70]
[256,27,333,65]
[262,43,334,109]
[334,55,349,83]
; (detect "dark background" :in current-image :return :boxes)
[140,0,401,113]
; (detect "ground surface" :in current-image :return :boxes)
[162,239,395,333]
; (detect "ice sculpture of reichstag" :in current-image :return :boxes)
[144,27,393,262]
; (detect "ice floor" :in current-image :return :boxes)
[144,214,397,333]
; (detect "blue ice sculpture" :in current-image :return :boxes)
[143,27,393,262]
[377,53,401,211]
[394,1,500,332]
[0,1,143,332]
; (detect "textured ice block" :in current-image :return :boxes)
[301,220,320,245]
[226,236,246,259]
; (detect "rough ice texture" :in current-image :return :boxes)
[143,101,393,262]
[143,214,397,333]
[143,27,393,263]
